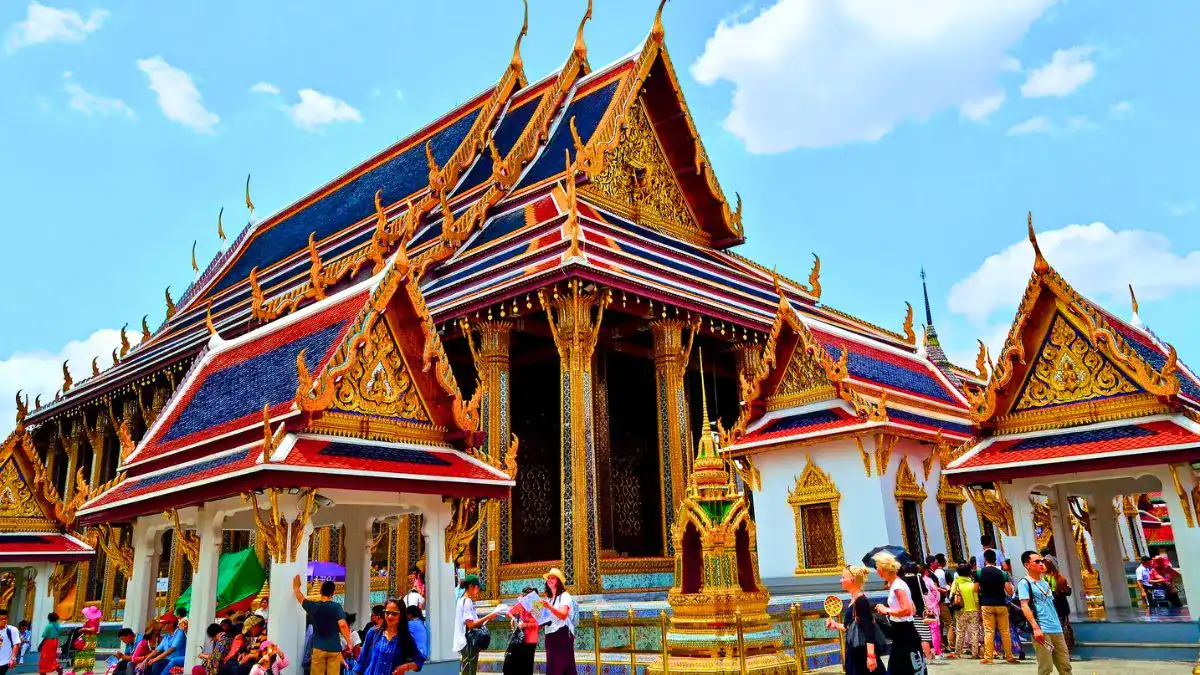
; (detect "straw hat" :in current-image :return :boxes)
[543,568,566,586]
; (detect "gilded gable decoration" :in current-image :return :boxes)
[936,473,966,505]
[1013,312,1140,412]
[329,319,433,424]
[787,456,844,575]
[894,456,927,502]
[965,215,1183,430]
[966,485,1015,536]
[576,99,703,243]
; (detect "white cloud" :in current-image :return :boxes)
[0,328,124,427]
[1063,115,1098,132]
[288,89,361,131]
[1165,201,1196,217]
[960,92,1005,122]
[1007,115,1052,135]
[4,2,108,53]
[251,82,279,95]
[1110,100,1132,118]
[395,90,404,100]
[135,56,219,133]
[690,0,1056,152]
[1021,46,1096,98]
[948,223,1200,328]
[62,72,134,119]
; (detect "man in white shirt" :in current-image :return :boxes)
[1135,554,1153,603]
[0,612,20,675]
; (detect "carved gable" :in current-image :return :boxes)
[329,319,433,425]
[768,341,838,411]
[1011,312,1141,413]
[579,98,704,245]
[0,452,57,533]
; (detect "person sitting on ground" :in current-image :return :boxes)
[111,628,137,675]
[143,613,185,675]
[130,622,160,674]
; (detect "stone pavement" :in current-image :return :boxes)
[814,657,1196,674]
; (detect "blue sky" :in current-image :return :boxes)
[1,0,1199,420]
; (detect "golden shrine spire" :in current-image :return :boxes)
[690,348,731,498]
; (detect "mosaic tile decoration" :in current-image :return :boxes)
[599,572,674,592]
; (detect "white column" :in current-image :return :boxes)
[265,495,313,674]
[1153,465,1200,606]
[184,505,225,667]
[29,562,54,640]
[1050,486,1086,615]
[423,502,455,663]
[342,514,373,622]
[1087,492,1131,610]
[125,517,164,632]
[1001,481,1039,561]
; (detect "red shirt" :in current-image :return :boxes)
[507,605,538,644]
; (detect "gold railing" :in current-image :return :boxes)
[571,603,845,674]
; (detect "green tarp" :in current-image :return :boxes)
[174,547,266,614]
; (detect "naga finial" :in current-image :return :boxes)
[191,240,199,273]
[652,0,669,42]
[425,140,441,186]
[164,287,176,320]
[1027,211,1048,274]
[511,0,529,71]
[205,300,218,338]
[91,357,100,377]
[112,348,119,366]
[15,391,27,425]
[217,206,227,243]
[119,323,131,358]
[245,173,255,216]
[573,0,593,58]
[62,361,73,392]
[1129,283,1140,317]
[34,394,41,410]
[975,339,989,380]
[141,314,152,341]
[902,302,915,344]
[807,253,822,300]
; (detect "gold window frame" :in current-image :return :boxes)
[895,456,931,560]
[787,456,845,576]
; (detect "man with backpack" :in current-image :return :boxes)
[0,611,21,675]
[1018,550,1072,674]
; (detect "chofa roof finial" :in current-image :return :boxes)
[652,0,669,43]
[511,0,529,71]
[1027,211,1048,274]
[573,0,593,58]
[245,173,256,218]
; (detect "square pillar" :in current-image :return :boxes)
[472,320,513,598]
[1086,492,1131,610]
[540,281,608,594]
[1050,487,1087,615]
[29,562,54,641]
[124,517,165,633]
[650,318,694,556]
[343,514,373,620]
[184,505,225,667]
[1155,464,1200,606]
[248,490,316,673]
[423,502,456,663]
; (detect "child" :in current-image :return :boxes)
[18,621,32,665]
[248,642,287,675]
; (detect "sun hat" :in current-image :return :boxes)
[543,568,566,586]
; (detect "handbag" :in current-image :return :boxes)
[507,618,525,648]
[465,626,491,651]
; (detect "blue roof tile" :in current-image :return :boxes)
[824,344,959,404]
[456,96,540,195]
[516,80,619,190]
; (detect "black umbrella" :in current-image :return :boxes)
[862,545,910,568]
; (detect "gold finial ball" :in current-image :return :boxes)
[824,594,843,620]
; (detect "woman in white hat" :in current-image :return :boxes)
[539,568,575,675]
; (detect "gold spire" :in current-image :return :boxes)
[141,314,152,341]
[1129,283,1140,316]
[573,0,593,59]
[218,206,226,242]
[245,174,255,216]
[651,0,668,43]
[807,253,822,300]
[698,346,713,457]
[91,357,100,376]
[165,286,176,320]
[191,240,199,273]
[62,361,73,392]
[1027,211,1048,274]
[511,0,529,71]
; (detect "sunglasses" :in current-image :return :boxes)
[384,611,401,617]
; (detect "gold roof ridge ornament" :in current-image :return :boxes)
[62,360,73,393]
[510,0,529,72]
[191,240,200,274]
[141,315,152,341]
[164,286,176,321]
[974,339,989,380]
[1028,211,1048,275]
[808,253,822,300]
[217,206,227,244]
[245,173,255,218]
[573,0,593,61]
[651,0,669,43]
[119,323,131,358]
[902,301,915,345]
[1129,283,1141,325]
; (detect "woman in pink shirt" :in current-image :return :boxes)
[502,586,540,675]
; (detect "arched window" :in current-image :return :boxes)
[895,457,929,562]
[787,456,844,575]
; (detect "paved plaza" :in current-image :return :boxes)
[811,658,1197,674]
